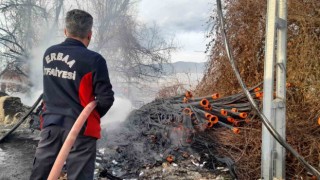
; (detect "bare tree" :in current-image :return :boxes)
[0,0,174,97]
[0,0,48,61]
[0,0,66,94]
[86,0,175,83]
[0,0,64,74]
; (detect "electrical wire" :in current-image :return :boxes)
[215,0,320,177]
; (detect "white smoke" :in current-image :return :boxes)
[17,35,63,106]
[101,96,133,130]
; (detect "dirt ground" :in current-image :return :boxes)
[0,128,233,180]
[139,160,232,180]
[0,132,38,180]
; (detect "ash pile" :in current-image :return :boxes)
[97,86,263,179]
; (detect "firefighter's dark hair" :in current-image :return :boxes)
[65,9,93,39]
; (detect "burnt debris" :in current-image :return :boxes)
[97,85,263,179]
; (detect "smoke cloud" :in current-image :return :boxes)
[18,31,63,106]
[101,96,132,130]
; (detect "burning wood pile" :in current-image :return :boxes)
[97,85,263,179]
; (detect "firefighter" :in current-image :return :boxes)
[30,9,114,180]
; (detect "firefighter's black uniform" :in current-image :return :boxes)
[30,38,114,180]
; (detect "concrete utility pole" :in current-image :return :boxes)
[262,0,287,179]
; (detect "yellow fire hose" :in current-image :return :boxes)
[48,101,97,180]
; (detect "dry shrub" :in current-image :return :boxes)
[156,83,186,99]
[196,0,320,179]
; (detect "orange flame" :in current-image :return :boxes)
[254,87,261,92]
[255,92,263,98]
[166,155,174,163]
